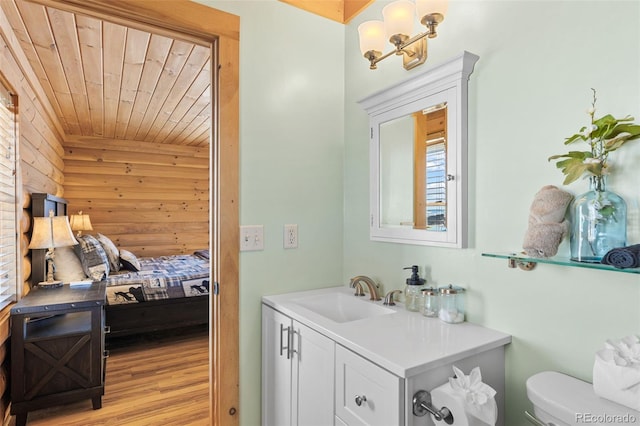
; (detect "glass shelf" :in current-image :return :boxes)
[482,252,640,274]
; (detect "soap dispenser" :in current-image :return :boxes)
[404,265,426,312]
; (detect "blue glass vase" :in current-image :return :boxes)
[570,176,627,262]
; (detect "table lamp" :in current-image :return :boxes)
[29,211,78,288]
[69,211,93,237]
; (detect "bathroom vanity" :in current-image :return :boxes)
[262,286,511,426]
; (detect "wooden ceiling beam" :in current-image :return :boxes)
[343,0,375,23]
[279,0,374,24]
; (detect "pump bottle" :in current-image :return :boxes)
[403,265,426,312]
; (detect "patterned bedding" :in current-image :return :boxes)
[104,253,210,306]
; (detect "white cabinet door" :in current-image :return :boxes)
[335,345,403,426]
[262,305,335,426]
[262,305,293,426]
[292,321,335,426]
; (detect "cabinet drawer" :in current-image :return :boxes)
[335,345,403,426]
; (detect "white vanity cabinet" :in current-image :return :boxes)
[261,304,335,426]
[262,287,511,426]
[334,344,505,426]
[335,345,403,426]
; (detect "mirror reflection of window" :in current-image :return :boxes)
[413,103,447,231]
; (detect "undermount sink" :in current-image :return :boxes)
[292,291,394,323]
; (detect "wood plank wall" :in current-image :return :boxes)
[1,2,213,423]
[63,136,209,257]
[0,6,66,424]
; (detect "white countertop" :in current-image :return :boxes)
[263,286,511,378]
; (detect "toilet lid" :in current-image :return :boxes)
[526,371,639,423]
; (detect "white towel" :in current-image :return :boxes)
[448,366,498,425]
[593,335,640,410]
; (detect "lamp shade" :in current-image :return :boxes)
[382,0,415,40]
[29,216,78,249]
[416,0,448,20]
[70,212,93,232]
[358,20,386,56]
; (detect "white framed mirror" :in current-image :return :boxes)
[359,51,479,248]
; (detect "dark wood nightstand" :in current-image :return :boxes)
[10,282,107,426]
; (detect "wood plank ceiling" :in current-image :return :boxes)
[2,0,211,147]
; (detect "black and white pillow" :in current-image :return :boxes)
[97,233,120,272]
[76,235,110,280]
[119,249,141,272]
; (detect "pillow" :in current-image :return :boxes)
[76,235,110,280]
[53,246,88,282]
[97,233,120,272]
[119,249,141,272]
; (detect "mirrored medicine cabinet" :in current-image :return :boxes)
[358,51,479,248]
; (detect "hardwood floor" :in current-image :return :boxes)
[12,327,209,426]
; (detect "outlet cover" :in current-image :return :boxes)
[240,225,264,251]
[284,224,298,249]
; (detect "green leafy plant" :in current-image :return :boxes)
[549,89,640,185]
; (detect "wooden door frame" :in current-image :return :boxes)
[23,1,240,424]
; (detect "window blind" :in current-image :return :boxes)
[425,140,446,231]
[0,81,17,310]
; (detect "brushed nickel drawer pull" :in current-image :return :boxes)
[279,324,290,359]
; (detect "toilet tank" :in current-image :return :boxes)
[526,371,640,425]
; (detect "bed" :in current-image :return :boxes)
[30,193,209,338]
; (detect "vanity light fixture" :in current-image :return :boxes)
[357,0,447,70]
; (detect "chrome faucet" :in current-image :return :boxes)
[349,276,381,301]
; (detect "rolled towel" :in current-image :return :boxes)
[593,336,640,410]
[522,185,573,258]
[601,244,640,269]
[448,366,498,425]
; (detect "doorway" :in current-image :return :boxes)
[17,1,239,424]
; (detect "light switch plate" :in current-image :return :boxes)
[240,225,264,251]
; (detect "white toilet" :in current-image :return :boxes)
[526,371,640,425]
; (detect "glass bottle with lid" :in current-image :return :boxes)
[403,265,426,312]
[438,284,465,323]
[421,287,439,317]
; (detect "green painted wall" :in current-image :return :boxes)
[202,1,640,425]
[198,2,346,425]
[344,1,640,424]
